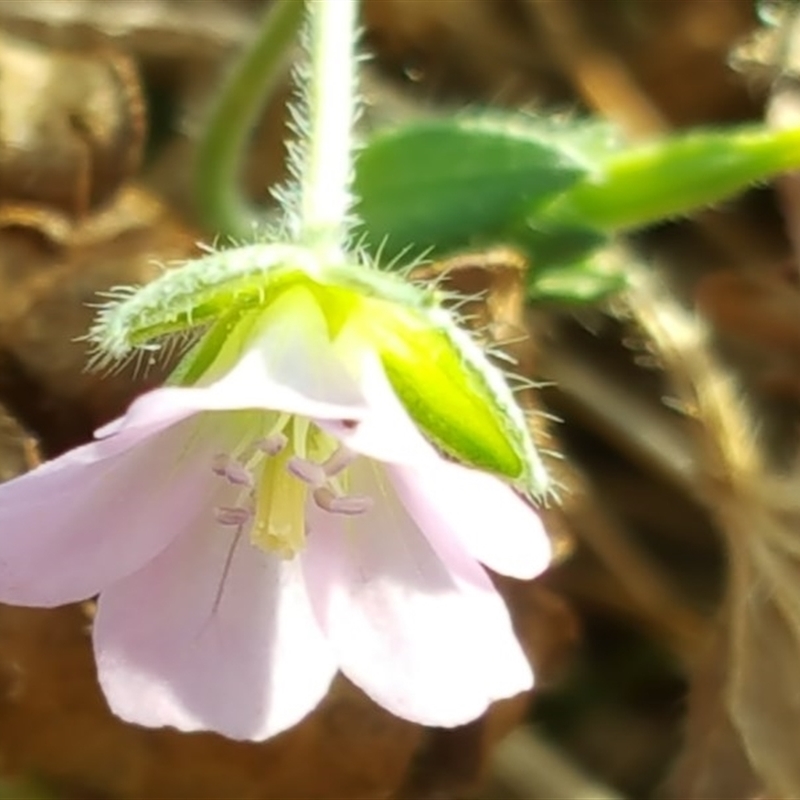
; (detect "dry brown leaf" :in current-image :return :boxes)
[662,473,800,800]
[0,32,145,229]
[0,602,423,800]
[362,0,569,103]
[0,0,254,62]
[723,475,800,800]
[0,403,39,483]
[0,185,199,446]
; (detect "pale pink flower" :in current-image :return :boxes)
[0,289,551,740]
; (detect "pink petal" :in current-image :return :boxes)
[94,516,336,741]
[317,351,432,465]
[387,460,551,580]
[320,352,551,579]
[216,286,366,416]
[302,459,532,728]
[98,287,368,443]
[0,418,222,606]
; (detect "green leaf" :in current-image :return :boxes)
[527,248,628,304]
[544,124,800,231]
[508,218,610,270]
[354,118,588,260]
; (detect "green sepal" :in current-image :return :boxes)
[89,244,318,366]
[356,299,551,499]
[353,117,589,261]
[167,308,256,387]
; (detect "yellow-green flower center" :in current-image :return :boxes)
[211,415,370,558]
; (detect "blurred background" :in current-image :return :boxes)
[0,1,796,798]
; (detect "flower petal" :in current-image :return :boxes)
[316,352,432,465]
[320,352,551,579]
[302,459,532,728]
[0,418,221,606]
[94,516,336,741]
[387,460,551,580]
[99,287,369,443]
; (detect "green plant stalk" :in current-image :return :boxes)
[195,0,305,240]
[548,125,800,231]
[297,0,359,261]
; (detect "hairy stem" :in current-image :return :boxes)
[296,0,359,260]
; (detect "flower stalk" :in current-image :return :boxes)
[294,0,359,260]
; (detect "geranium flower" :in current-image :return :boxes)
[0,275,552,741]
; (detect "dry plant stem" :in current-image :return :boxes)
[538,340,707,660]
[627,270,800,799]
[523,0,666,138]
[565,485,707,661]
[533,296,714,663]
[538,342,697,495]
[767,4,800,276]
[625,272,765,517]
[486,726,626,800]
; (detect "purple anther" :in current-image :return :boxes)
[256,432,288,457]
[214,506,252,526]
[322,445,357,477]
[313,487,373,516]
[211,453,253,486]
[287,456,327,487]
[224,459,253,487]
[211,453,230,476]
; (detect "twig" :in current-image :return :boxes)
[537,341,697,496]
[486,726,627,800]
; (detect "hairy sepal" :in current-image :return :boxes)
[88,244,322,369]
[354,298,552,501]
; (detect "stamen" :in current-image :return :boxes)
[211,453,230,476]
[211,453,253,486]
[224,460,254,487]
[256,432,288,456]
[215,506,252,526]
[313,487,373,515]
[322,444,357,477]
[287,456,327,487]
